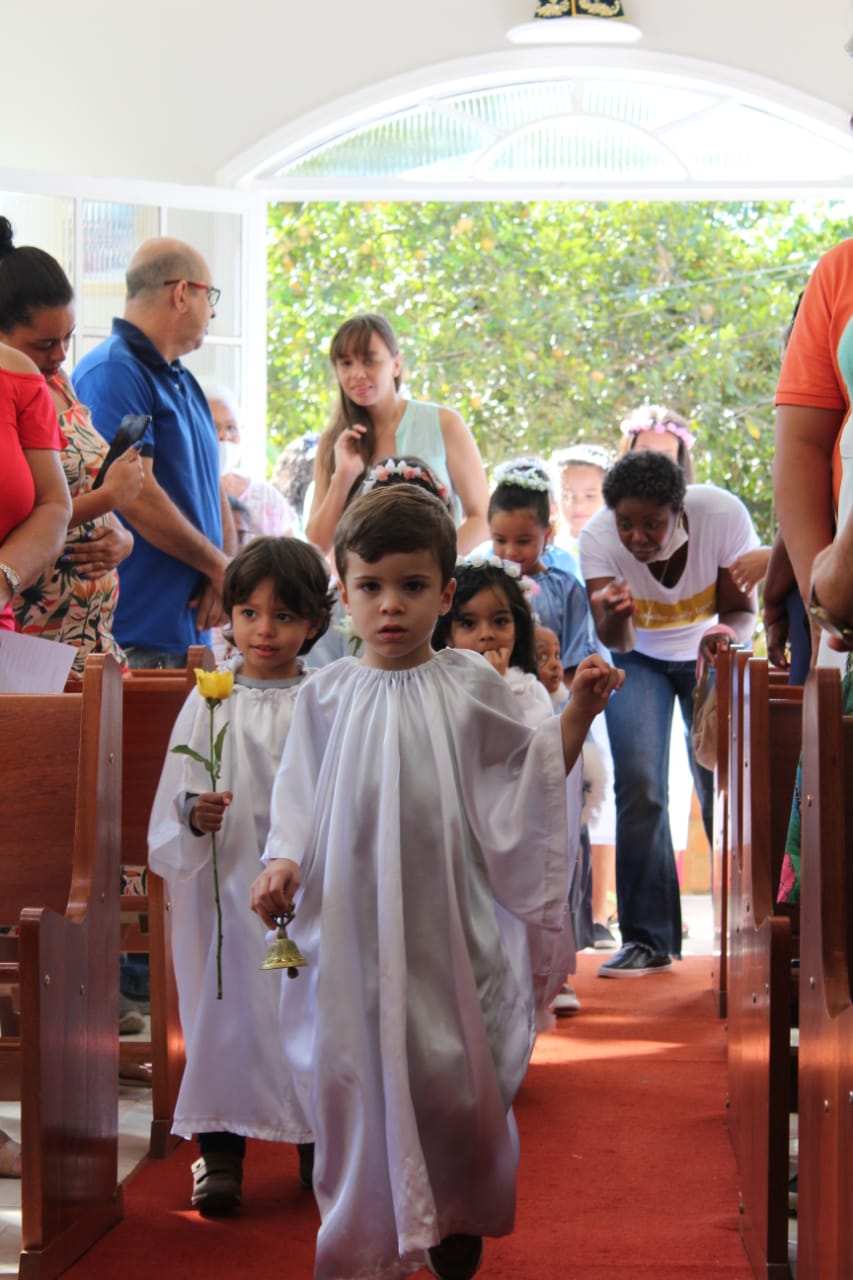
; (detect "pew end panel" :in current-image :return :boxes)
[798,667,853,1280]
[0,654,124,1280]
[712,644,736,1018]
[727,657,801,1280]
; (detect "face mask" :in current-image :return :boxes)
[648,513,688,563]
[219,440,241,475]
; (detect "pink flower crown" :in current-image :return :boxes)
[455,553,540,599]
[619,405,695,451]
[361,458,449,501]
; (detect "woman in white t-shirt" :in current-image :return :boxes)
[579,451,758,977]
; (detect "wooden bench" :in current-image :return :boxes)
[0,654,123,1280]
[119,645,214,1158]
[727,655,802,1279]
[797,666,853,1279]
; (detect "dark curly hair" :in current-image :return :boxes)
[222,536,334,655]
[602,450,686,514]
[432,561,538,674]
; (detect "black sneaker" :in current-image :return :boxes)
[593,922,618,950]
[598,943,672,978]
[425,1234,484,1280]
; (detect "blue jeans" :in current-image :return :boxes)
[604,649,714,957]
[124,646,187,670]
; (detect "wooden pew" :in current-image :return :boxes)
[0,655,123,1280]
[119,645,214,1158]
[797,667,853,1280]
[711,643,737,1017]
[727,656,801,1279]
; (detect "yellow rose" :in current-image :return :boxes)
[194,668,235,702]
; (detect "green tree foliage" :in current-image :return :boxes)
[267,200,851,541]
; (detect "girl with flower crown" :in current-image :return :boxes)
[304,313,489,555]
[487,457,594,679]
[147,536,334,1215]
[433,558,584,1018]
[617,403,696,482]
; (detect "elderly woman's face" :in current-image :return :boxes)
[613,497,679,563]
[209,398,241,444]
[630,429,681,465]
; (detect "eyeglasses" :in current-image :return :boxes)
[163,280,221,307]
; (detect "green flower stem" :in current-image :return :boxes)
[208,699,224,1000]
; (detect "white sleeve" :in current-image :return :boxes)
[147,690,217,879]
[578,516,618,582]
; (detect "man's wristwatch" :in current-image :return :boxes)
[0,562,21,596]
[808,584,853,648]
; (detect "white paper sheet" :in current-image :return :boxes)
[0,629,77,693]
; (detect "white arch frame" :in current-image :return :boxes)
[219,48,853,200]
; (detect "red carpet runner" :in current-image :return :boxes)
[67,955,751,1279]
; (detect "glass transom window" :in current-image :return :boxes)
[254,67,853,192]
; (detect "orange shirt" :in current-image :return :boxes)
[776,238,853,512]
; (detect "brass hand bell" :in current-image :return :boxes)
[260,908,308,978]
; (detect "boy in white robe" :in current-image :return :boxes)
[148,535,334,1214]
[250,486,623,1280]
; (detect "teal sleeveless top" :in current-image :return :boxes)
[394,400,462,524]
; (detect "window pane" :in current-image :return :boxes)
[165,208,242,337]
[80,201,160,331]
[0,193,74,275]
[182,343,241,403]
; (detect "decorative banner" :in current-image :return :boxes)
[535,0,627,18]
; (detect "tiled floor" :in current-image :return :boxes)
[0,896,718,1277]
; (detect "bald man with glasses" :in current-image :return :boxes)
[74,237,236,668]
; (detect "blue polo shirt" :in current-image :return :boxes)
[73,319,222,653]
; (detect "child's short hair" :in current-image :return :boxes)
[334,485,457,584]
[433,558,538,674]
[488,457,552,528]
[222,536,335,654]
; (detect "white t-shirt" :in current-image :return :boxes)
[578,483,759,662]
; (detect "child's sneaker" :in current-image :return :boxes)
[551,984,581,1016]
[425,1234,484,1280]
[190,1152,243,1216]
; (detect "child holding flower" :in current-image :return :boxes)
[250,485,622,1280]
[148,535,334,1216]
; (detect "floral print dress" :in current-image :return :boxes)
[12,370,126,675]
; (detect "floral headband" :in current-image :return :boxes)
[455,554,539,599]
[619,406,695,451]
[494,465,551,493]
[361,457,449,500]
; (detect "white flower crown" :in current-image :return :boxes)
[455,554,540,599]
[494,465,551,493]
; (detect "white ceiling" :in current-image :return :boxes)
[4,0,852,187]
